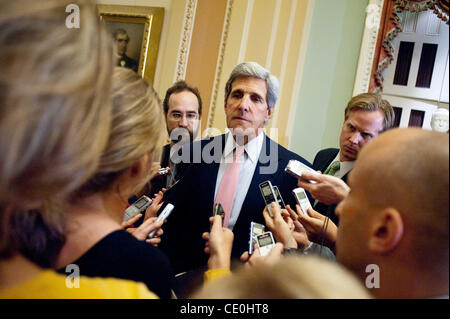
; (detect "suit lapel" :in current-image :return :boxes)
[234,136,282,226]
[199,134,226,214]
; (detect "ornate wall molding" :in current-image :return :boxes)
[371,0,449,92]
[353,0,385,95]
[175,0,197,82]
[207,0,234,129]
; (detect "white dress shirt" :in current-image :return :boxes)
[214,131,265,230]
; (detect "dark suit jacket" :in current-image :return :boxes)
[158,134,311,274]
[118,54,138,72]
[312,148,349,225]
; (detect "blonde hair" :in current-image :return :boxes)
[192,256,372,299]
[345,93,394,131]
[0,0,114,256]
[75,67,165,198]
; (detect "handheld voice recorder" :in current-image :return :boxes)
[285,160,318,184]
[256,231,275,257]
[148,203,175,238]
[292,187,312,216]
[123,195,152,222]
[259,180,277,217]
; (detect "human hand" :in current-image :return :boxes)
[239,242,284,268]
[121,213,143,230]
[297,172,350,205]
[295,205,338,249]
[202,215,234,270]
[263,202,297,249]
[128,216,165,246]
[144,189,165,221]
[285,205,311,249]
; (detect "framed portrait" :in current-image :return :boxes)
[97,5,164,84]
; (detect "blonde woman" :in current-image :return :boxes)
[0,0,155,298]
[54,67,174,299]
[192,254,372,299]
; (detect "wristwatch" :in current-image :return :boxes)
[300,242,313,254]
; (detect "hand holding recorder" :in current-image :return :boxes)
[202,215,234,271]
[147,203,174,239]
[294,206,338,251]
[297,172,350,206]
[262,202,298,250]
[144,189,166,221]
[240,242,284,269]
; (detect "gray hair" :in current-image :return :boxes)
[225,62,280,109]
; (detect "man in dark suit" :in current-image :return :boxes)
[298,93,395,226]
[114,29,139,72]
[159,62,311,276]
[150,81,202,196]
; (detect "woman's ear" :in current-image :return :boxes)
[129,153,149,178]
[368,208,404,254]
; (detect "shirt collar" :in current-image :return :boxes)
[333,152,355,178]
[223,130,265,163]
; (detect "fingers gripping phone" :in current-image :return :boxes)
[123,195,152,222]
[292,187,312,216]
[256,231,275,257]
[148,203,175,238]
[259,180,277,217]
[249,222,265,255]
[285,160,318,184]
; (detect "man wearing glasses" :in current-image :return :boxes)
[154,81,202,191]
[114,28,138,72]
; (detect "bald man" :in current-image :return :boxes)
[335,128,449,299]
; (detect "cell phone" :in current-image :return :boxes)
[148,203,175,238]
[273,186,286,209]
[256,231,275,257]
[292,187,312,216]
[123,195,152,222]
[249,222,265,255]
[259,180,277,217]
[285,160,318,183]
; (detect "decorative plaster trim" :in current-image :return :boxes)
[238,0,254,63]
[175,0,198,82]
[286,0,315,148]
[353,0,385,96]
[207,0,234,129]
[265,0,282,69]
[271,0,297,128]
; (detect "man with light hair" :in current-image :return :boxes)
[298,93,395,226]
[336,128,449,298]
[159,62,311,278]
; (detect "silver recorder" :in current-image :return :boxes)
[123,195,152,222]
[285,160,318,183]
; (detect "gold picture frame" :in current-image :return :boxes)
[97,4,164,84]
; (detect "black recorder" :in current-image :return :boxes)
[259,180,277,217]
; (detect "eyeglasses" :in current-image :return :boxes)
[116,39,129,43]
[168,112,199,121]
